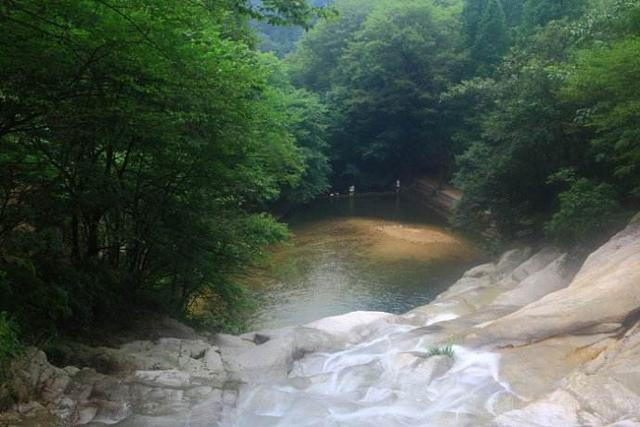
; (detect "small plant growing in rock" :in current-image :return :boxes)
[426,345,454,359]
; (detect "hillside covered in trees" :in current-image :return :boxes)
[1,0,640,386]
[287,0,639,240]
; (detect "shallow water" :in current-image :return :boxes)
[246,195,482,330]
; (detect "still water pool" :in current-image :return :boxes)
[245,195,482,330]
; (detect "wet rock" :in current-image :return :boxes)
[464,262,497,278]
[496,334,614,401]
[219,328,332,383]
[509,246,563,282]
[414,355,453,384]
[113,390,224,427]
[63,366,81,377]
[495,247,533,274]
[214,333,256,349]
[306,311,394,344]
[134,370,191,388]
[9,349,71,404]
[472,216,640,347]
[64,378,94,402]
[39,368,71,403]
[74,403,98,424]
[491,389,588,427]
[493,253,573,307]
[14,401,44,416]
[91,399,131,424]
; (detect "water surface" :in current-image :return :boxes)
[246,195,481,330]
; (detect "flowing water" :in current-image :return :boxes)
[246,195,482,330]
[226,321,517,426]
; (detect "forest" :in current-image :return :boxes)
[1,0,639,371]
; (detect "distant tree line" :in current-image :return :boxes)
[285,0,640,242]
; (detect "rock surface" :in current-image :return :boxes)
[473,213,640,348]
[3,213,640,426]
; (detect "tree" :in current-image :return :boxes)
[452,0,640,238]
[279,90,331,204]
[286,0,383,93]
[463,0,523,76]
[544,172,620,244]
[0,0,323,336]
[293,0,465,189]
[522,0,587,30]
[452,22,591,236]
[563,36,640,197]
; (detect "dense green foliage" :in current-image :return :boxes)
[0,0,331,338]
[287,0,639,240]
[288,0,465,189]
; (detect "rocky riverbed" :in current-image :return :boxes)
[3,213,640,426]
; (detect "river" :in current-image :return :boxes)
[245,195,482,330]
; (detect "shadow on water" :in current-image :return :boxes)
[245,195,483,330]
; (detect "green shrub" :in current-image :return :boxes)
[545,174,620,244]
[0,311,22,409]
[0,312,21,366]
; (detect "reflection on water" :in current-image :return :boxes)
[245,195,482,330]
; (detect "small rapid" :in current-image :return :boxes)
[225,317,518,426]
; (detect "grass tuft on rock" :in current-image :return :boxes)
[426,345,455,359]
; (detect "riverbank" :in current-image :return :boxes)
[405,177,462,219]
[313,176,463,220]
[3,213,640,426]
